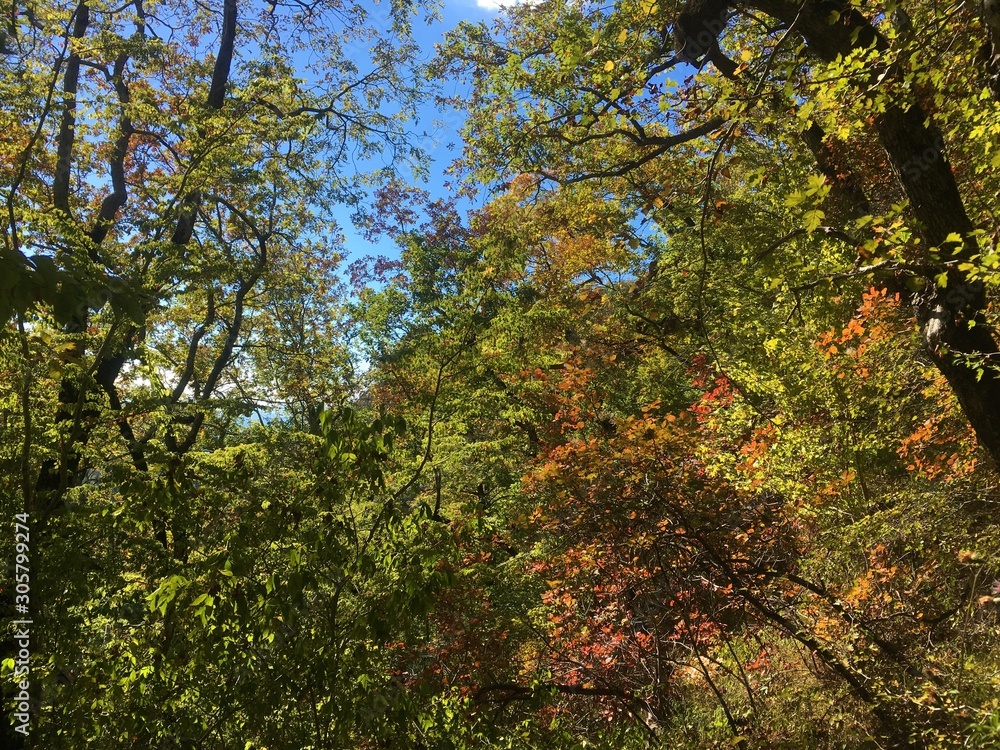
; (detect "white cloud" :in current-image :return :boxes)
[474,0,535,11]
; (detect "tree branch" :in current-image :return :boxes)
[52,0,90,215]
[207,0,236,110]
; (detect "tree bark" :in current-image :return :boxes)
[979,0,1000,100]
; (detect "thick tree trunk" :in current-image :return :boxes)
[915,290,1000,458]
[980,0,1000,99]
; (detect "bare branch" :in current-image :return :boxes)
[538,117,726,184]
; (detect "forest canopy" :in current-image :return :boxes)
[3,0,1000,747]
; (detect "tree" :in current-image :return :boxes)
[349,168,1000,747]
[6,0,1000,746]
[436,0,1000,468]
[1,0,438,744]
[3,0,428,510]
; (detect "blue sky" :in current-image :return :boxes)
[334,0,510,261]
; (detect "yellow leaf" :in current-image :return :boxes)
[803,208,825,232]
[617,29,628,44]
[604,60,615,72]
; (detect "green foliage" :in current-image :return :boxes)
[6,0,1000,746]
